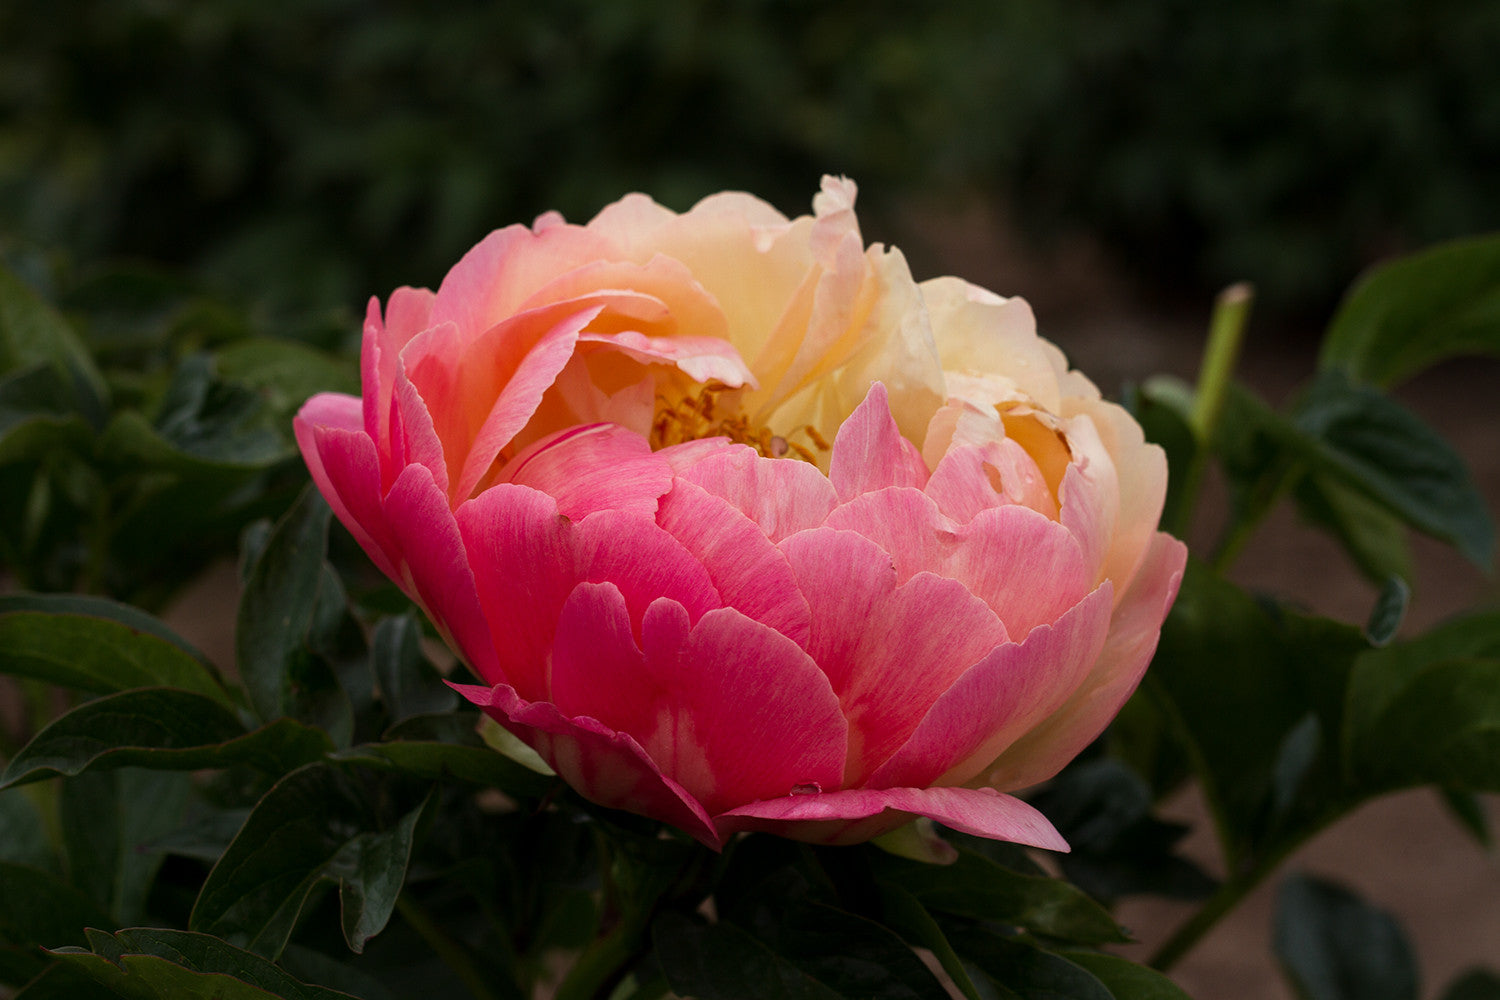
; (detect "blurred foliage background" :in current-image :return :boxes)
[4,0,1500,320]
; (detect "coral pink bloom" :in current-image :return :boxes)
[296,178,1186,851]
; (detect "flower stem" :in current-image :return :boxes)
[1170,283,1254,540]
[1190,282,1253,443]
[395,893,507,1000]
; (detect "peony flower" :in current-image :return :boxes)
[295,177,1186,851]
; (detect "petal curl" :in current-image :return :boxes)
[718,785,1067,852]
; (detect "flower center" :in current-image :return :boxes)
[649,384,829,462]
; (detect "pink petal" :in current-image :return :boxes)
[451,679,722,848]
[454,485,721,696]
[391,340,451,495]
[294,404,401,582]
[780,528,1010,785]
[718,786,1067,852]
[381,464,497,681]
[549,586,846,816]
[943,504,1093,639]
[823,486,1093,640]
[828,383,930,503]
[822,487,954,583]
[428,222,614,338]
[496,423,672,520]
[981,532,1186,791]
[657,478,812,647]
[678,446,839,543]
[363,287,436,449]
[867,582,1115,791]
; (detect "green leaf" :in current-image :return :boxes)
[656,905,951,1000]
[0,786,56,871]
[1,689,331,789]
[215,338,359,419]
[328,793,429,954]
[655,912,846,1000]
[8,962,124,999]
[1441,969,1500,1000]
[1364,576,1410,648]
[0,365,94,464]
[1293,371,1494,569]
[330,740,554,798]
[1062,951,1194,999]
[874,884,985,1000]
[0,862,115,944]
[191,763,423,959]
[1148,561,1369,865]
[0,600,230,705]
[48,928,361,1000]
[371,613,459,725]
[236,487,335,724]
[869,845,1127,945]
[0,265,108,422]
[1319,232,1500,387]
[1273,874,1418,1000]
[60,770,193,926]
[1027,759,1217,906]
[1293,476,1414,586]
[950,932,1112,1000]
[1345,612,1500,793]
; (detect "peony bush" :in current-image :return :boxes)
[0,178,1495,1000]
[294,177,1186,850]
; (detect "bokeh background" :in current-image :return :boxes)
[4,3,1498,997]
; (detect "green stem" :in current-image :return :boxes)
[553,922,641,1000]
[1169,283,1254,540]
[1150,802,1350,972]
[1190,283,1253,442]
[395,893,506,1000]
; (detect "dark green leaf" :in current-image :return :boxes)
[870,846,1127,945]
[60,770,192,926]
[330,740,555,799]
[1269,714,1323,830]
[1061,951,1194,1000]
[1441,969,1500,1000]
[875,884,984,1000]
[1273,874,1418,1000]
[1148,562,1368,865]
[0,365,94,464]
[0,265,108,421]
[653,911,851,1000]
[191,763,421,959]
[1293,372,1493,569]
[49,928,360,1000]
[8,962,124,999]
[1345,613,1500,793]
[0,861,115,953]
[1364,576,1410,648]
[1293,476,1413,586]
[0,786,56,871]
[1319,233,1500,387]
[236,487,336,724]
[328,794,429,953]
[2,689,331,789]
[371,614,459,724]
[1029,759,1217,905]
[278,944,401,1000]
[951,932,1112,1000]
[215,338,359,419]
[0,601,229,704]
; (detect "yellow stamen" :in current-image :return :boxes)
[649,384,830,463]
